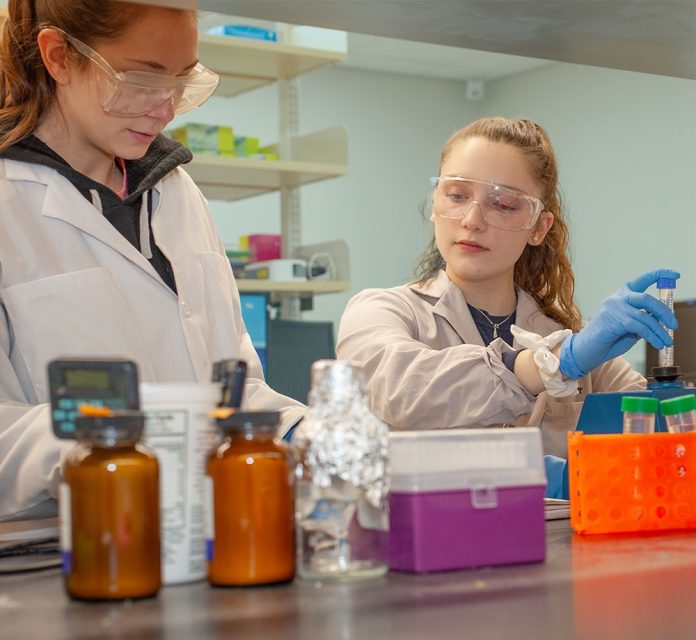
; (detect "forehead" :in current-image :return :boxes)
[442,137,541,197]
[96,8,198,72]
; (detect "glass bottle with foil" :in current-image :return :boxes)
[206,411,295,586]
[60,413,161,600]
[293,359,390,581]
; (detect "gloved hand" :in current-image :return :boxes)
[544,455,569,500]
[559,269,680,380]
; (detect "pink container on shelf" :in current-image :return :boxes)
[247,234,281,261]
[388,427,546,573]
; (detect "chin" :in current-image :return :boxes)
[117,144,152,161]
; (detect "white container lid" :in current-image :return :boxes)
[140,382,221,406]
[389,427,546,492]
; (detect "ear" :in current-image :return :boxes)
[36,28,73,85]
[528,211,554,246]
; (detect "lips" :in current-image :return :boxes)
[456,239,488,251]
[127,130,158,144]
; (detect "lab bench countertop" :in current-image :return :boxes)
[3,519,696,639]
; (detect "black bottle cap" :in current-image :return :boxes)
[651,365,682,382]
[215,410,280,435]
[74,412,145,443]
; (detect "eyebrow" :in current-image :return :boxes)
[444,175,527,194]
[124,58,199,73]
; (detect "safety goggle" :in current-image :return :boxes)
[428,176,545,231]
[51,28,219,117]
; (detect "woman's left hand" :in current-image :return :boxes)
[559,268,680,379]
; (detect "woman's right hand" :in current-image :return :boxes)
[559,269,680,380]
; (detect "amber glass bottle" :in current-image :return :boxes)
[206,411,294,586]
[61,414,161,600]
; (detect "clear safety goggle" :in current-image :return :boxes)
[428,176,545,231]
[51,28,220,117]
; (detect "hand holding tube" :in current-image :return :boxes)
[559,269,680,380]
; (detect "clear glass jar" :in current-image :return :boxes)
[61,414,161,600]
[293,360,389,581]
[206,411,295,586]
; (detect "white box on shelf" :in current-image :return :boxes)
[243,259,308,282]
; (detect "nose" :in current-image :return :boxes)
[147,98,176,124]
[459,200,487,230]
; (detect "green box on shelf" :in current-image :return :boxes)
[259,144,279,161]
[167,123,235,157]
[234,136,260,157]
[225,248,251,263]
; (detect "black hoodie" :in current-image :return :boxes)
[1,134,193,293]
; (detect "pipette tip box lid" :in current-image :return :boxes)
[388,427,546,573]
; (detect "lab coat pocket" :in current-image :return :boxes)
[3,267,150,400]
[198,252,244,358]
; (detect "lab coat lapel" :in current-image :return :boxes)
[38,170,167,287]
[414,271,561,347]
[150,177,220,262]
[416,271,485,346]
[148,186,180,263]
[514,289,563,339]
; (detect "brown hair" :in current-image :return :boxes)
[413,116,582,332]
[0,0,154,152]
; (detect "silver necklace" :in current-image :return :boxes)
[470,305,516,339]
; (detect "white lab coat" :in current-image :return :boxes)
[337,271,646,457]
[0,158,304,520]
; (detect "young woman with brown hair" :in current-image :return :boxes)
[337,117,678,460]
[0,0,303,520]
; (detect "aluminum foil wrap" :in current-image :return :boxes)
[294,360,389,508]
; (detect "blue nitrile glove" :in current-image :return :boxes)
[559,269,680,380]
[544,455,568,499]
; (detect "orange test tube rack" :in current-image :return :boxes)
[568,431,696,534]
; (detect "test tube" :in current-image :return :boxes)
[621,396,658,434]
[660,395,696,433]
[657,277,676,368]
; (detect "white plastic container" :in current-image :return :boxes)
[389,427,546,573]
[140,382,221,584]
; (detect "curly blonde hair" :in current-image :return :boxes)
[414,116,582,332]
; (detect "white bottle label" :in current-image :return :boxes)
[58,483,72,574]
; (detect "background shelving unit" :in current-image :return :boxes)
[237,280,351,294]
[184,126,348,202]
[198,33,345,97]
[191,24,350,310]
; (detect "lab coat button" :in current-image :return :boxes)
[180,301,192,317]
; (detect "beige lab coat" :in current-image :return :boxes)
[336,270,645,457]
[0,158,303,520]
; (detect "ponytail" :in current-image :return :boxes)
[0,0,53,151]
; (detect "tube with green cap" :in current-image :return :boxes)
[660,395,696,434]
[621,396,659,434]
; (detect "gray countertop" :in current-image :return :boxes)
[3,519,696,639]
